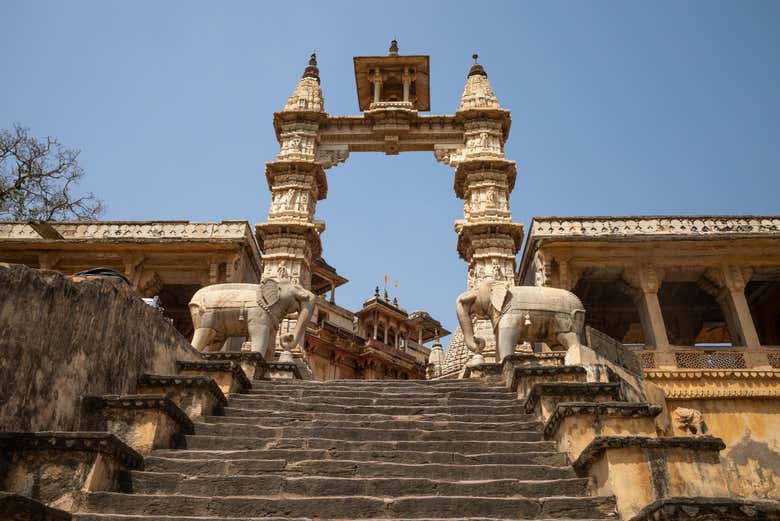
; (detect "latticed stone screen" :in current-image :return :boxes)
[674,350,747,369]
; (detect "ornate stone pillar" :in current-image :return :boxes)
[257,54,329,293]
[442,56,524,364]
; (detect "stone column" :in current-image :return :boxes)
[256,55,332,356]
[704,266,768,368]
[623,265,675,368]
[444,58,523,364]
[402,68,411,102]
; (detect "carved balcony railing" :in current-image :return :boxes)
[634,346,780,370]
[767,348,780,369]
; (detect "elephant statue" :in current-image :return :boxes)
[455,279,586,363]
[188,277,315,360]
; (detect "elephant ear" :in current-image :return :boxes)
[257,279,280,308]
[489,282,510,314]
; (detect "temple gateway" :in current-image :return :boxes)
[1,42,780,521]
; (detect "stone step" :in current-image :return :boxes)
[233,396,516,407]
[73,513,615,521]
[205,415,540,431]
[83,492,617,519]
[249,380,506,390]
[192,422,542,442]
[130,471,590,497]
[150,448,566,466]
[182,435,552,453]
[221,408,534,423]
[143,457,574,480]
[225,398,527,415]
[243,389,515,400]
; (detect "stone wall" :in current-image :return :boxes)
[666,397,780,500]
[0,264,201,431]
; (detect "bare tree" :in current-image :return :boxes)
[0,124,104,221]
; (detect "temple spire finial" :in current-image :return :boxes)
[468,52,487,78]
[388,39,399,56]
[302,51,320,83]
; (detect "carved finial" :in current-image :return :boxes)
[302,51,320,83]
[389,39,399,56]
[374,286,380,297]
[393,297,398,306]
[384,288,389,300]
[467,53,487,78]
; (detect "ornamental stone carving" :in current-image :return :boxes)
[531,216,780,239]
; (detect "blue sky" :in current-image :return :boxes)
[2,1,779,339]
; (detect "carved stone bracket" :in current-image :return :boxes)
[433,145,465,167]
[315,146,350,170]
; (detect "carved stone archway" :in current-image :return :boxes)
[256,44,524,367]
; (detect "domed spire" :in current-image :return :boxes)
[282,52,325,112]
[458,53,500,111]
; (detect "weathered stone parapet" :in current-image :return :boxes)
[266,361,302,380]
[136,374,226,420]
[0,492,72,521]
[202,351,268,380]
[544,402,663,462]
[176,360,251,395]
[0,220,256,242]
[530,215,780,240]
[627,497,780,521]
[0,432,142,511]
[570,435,730,519]
[80,394,193,454]
[524,382,622,420]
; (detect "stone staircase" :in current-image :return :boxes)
[74,378,618,521]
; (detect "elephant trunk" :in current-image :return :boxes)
[281,289,315,351]
[456,291,485,355]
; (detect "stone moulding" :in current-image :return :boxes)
[201,352,269,381]
[508,365,587,392]
[462,362,502,379]
[266,361,302,380]
[644,369,780,399]
[530,215,780,240]
[81,394,195,435]
[136,374,228,406]
[523,382,622,414]
[0,432,143,469]
[571,435,727,476]
[627,497,780,521]
[175,360,252,391]
[0,492,72,521]
[543,402,664,439]
[0,221,255,242]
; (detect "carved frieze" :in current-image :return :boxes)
[531,216,780,239]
